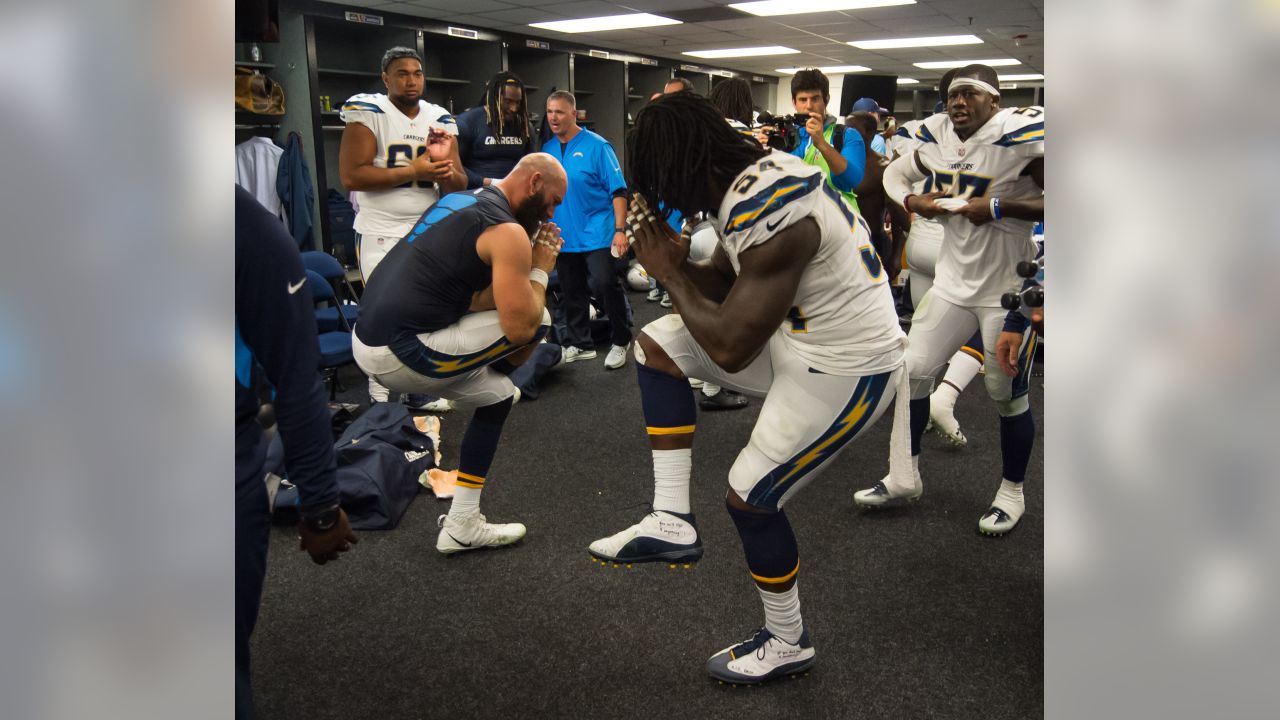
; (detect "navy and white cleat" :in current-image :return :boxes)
[853,471,923,508]
[588,510,704,565]
[707,627,815,685]
[978,506,1021,536]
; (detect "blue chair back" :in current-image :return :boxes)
[301,251,347,281]
[305,269,335,302]
[303,270,355,399]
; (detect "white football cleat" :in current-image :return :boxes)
[588,510,703,565]
[853,470,923,508]
[706,627,815,684]
[436,511,526,554]
[928,400,967,446]
[978,480,1025,536]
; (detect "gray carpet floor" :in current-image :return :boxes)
[250,290,1043,720]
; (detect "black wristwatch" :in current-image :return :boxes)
[302,502,341,532]
[615,226,626,233]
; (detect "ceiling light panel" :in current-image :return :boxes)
[684,46,799,58]
[729,0,915,18]
[529,13,681,33]
[849,34,982,49]
[998,73,1044,81]
[775,64,871,74]
[913,58,1021,68]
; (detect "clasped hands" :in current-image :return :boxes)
[624,194,688,285]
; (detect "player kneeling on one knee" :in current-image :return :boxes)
[353,153,567,554]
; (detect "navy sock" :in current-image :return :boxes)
[636,363,696,437]
[726,499,798,583]
[964,329,984,354]
[999,409,1035,483]
[457,396,514,487]
[909,397,930,456]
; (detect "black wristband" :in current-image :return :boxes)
[302,502,341,532]
[615,226,626,232]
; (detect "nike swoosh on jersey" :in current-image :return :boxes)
[287,278,306,294]
[765,217,786,232]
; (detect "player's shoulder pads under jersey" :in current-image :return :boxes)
[340,92,389,124]
[990,105,1044,150]
[420,101,460,135]
[720,150,824,251]
[888,118,923,159]
[401,189,484,245]
[918,112,951,145]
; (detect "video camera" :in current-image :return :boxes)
[754,111,810,153]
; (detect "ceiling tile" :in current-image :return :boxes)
[474,8,567,23]
[615,0,720,9]
[541,0,632,17]
[394,0,517,13]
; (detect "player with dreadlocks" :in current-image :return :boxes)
[455,70,534,189]
[707,76,756,129]
[587,92,911,684]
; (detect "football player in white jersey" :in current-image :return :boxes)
[338,46,467,404]
[589,93,911,684]
[887,70,986,447]
[858,64,1043,536]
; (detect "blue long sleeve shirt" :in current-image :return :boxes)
[235,186,338,511]
[790,120,866,192]
[549,128,628,253]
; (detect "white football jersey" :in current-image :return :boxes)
[713,150,904,375]
[890,115,945,270]
[340,93,459,238]
[914,106,1044,307]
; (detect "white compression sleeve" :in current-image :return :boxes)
[883,152,929,209]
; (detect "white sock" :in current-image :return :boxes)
[368,376,391,403]
[449,485,482,517]
[652,448,692,515]
[934,350,982,408]
[760,583,803,644]
[702,382,721,397]
[991,479,1025,519]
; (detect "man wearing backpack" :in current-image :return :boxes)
[787,68,867,214]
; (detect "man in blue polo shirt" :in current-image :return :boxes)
[544,90,632,370]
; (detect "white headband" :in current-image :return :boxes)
[949,76,1000,98]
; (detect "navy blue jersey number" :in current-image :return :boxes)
[388,144,431,188]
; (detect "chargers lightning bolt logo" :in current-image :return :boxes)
[428,342,513,376]
[746,373,887,509]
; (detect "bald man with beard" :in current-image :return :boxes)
[353,153,567,554]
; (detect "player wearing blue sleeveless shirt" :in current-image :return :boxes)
[353,154,568,555]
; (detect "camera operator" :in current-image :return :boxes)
[787,68,866,213]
